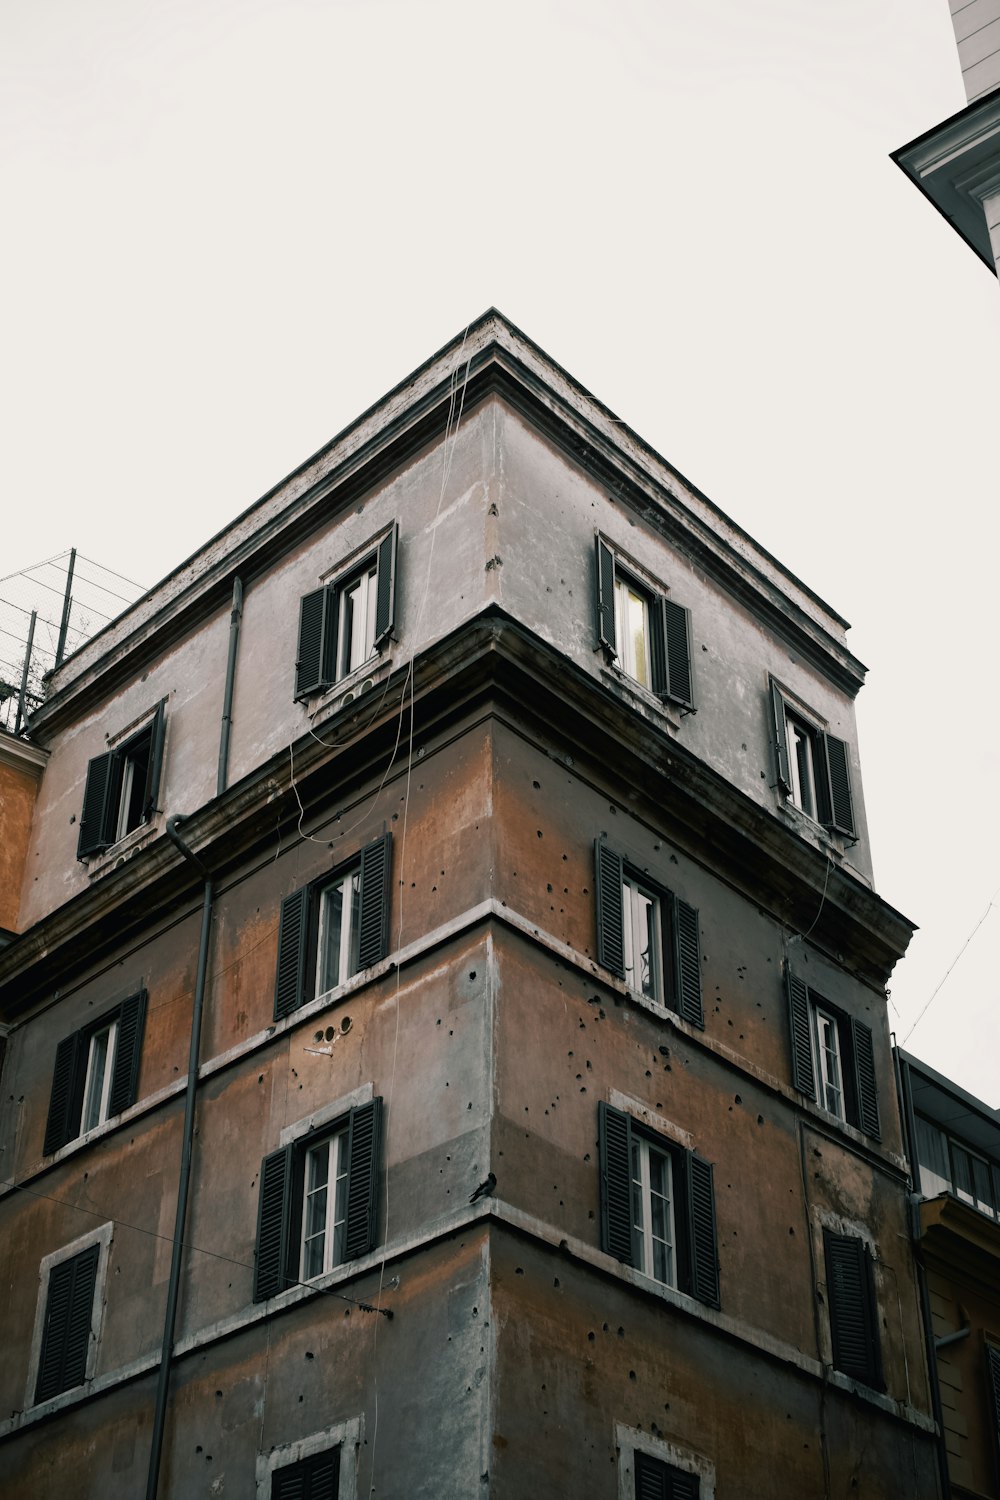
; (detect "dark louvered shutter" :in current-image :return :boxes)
[686,1152,720,1309]
[672,898,704,1028]
[108,989,147,1119]
[142,701,167,820]
[663,599,693,709]
[77,751,114,859]
[344,1097,382,1260]
[595,840,625,979]
[43,1033,85,1155]
[598,1101,635,1265]
[635,1452,699,1500]
[769,679,790,793]
[357,833,391,969]
[824,1230,882,1387]
[272,1449,340,1500]
[648,599,667,698]
[850,1018,881,1139]
[986,1345,1000,1448]
[821,734,856,838]
[35,1242,100,1404]
[272,1468,306,1500]
[595,537,617,655]
[373,525,398,648]
[295,587,330,698]
[786,970,815,1099]
[274,887,312,1021]
[254,1145,294,1302]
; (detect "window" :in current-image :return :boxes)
[599,1102,719,1308]
[253,1098,382,1301]
[785,971,880,1138]
[594,841,703,1026]
[595,538,694,710]
[913,1114,1000,1219]
[634,1451,700,1500]
[28,1225,113,1407]
[77,702,166,859]
[823,1230,883,1389]
[274,835,391,1021]
[295,526,397,699]
[43,990,147,1155]
[271,1447,340,1500]
[769,680,856,838]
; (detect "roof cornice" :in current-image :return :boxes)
[892,89,1000,274]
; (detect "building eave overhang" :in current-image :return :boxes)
[896,1047,1000,1154]
[26,312,864,743]
[892,90,1000,274]
[916,1193,1000,1281]
[0,611,911,1018]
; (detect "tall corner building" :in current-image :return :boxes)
[0,313,940,1497]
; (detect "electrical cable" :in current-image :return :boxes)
[901,882,1000,1045]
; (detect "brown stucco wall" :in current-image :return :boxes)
[0,734,45,933]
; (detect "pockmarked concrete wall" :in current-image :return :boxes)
[0,733,45,932]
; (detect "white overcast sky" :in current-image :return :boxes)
[2,0,997,1105]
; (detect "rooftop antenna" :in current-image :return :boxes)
[54,547,76,669]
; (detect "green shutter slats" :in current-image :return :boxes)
[296,587,330,698]
[595,537,617,655]
[108,989,147,1119]
[254,1145,294,1302]
[824,1230,882,1388]
[821,733,856,838]
[77,751,114,859]
[274,887,312,1021]
[142,701,167,821]
[35,1242,99,1404]
[850,1018,881,1140]
[986,1345,1000,1444]
[673,899,704,1029]
[344,1097,382,1261]
[635,1452,669,1500]
[786,970,815,1098]
[43,1033,85,1156]
[686,1152,720,1309]
[669,1472,700,1500]
[272,1450,340,1500]
[663,599,694,709]
[595,840,625,979]
[648,599,668,698]
[374,525,398,648]
[357,833,391,970]
[769,678,790,793]
[598,1101,635,1265]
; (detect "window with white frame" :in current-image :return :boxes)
[301,1127,350,1280]
[594,841,703,1027]
[768,678,856,838]
[622,874,662,1002]
[785,971,881,1139]
[812,1004,844,1120]
[317,867,362,993]
[631,1133,677,1287]
[614,573,654,690]
[80,1018,119,1134]
[295,526,398,699]
[595,537,694,710]
[77,702,166,860]
[43,991,148,1155]
[913,1114,1000,1219]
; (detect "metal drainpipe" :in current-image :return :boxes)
[217,578,243,796]
[146,816,213,1500]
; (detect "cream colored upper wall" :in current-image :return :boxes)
[951,0,1000,100]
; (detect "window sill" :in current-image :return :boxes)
[83,820,160,878]
[600,663,683,735]
[306,652,393,725]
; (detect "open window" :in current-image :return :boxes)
[295,526,398,698]
[595,538,694,710]
[253,1098,383,1301]
[599,1101,719,1308]
[77,703,166,860]
[769,679,855,838]
[594,841,703,1027]
[273,835,391,1022]
[43,990,148,1155]
[785,971,880,1139]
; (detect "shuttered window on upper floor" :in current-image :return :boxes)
[270,1447,341,1500]
[34,1241,101,1405]
[785,970,880,1139]
[43,990,148,1155]
[595,840,703,1028]
[768,679,856,839]
[77,702,166,860]
[823,1229,883,1390]
[634,1451,700,1500]
[595,537,694,711]
[295,525,397,699]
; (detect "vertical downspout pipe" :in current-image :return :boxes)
[146,817,213,1500]
[217,578,243,796]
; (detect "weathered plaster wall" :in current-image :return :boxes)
[0,734,45,932]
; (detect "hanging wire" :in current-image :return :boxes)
[901,883,1000,1045]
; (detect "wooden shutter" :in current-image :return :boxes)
[108,989,148,1119]
[77,751,114,859]
[672,898,704,1029]
[595,840,625,979]
[598,1101,636,1265]
[595,537,617,655]
[357,833,392,969]
[272,1449,340,1500]
[34,1242,100,1404]
[850,1017,881,1140]
[785,970,816,1099]
[274,887,312,1021]
[821,733,856,838]
[254,1145,294,1302]
[635,1452,699,1500]
[663,599,694,709]
[142,701,167,821]
[769,679,790,793]
[686,1152,720,1309]
[295,587,330,698]
[43,1032,85,1155]
[344,1097,383,1261]
[373,524,398,648]
[986,1345,1000,1451]
[824,1230,882,1388]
